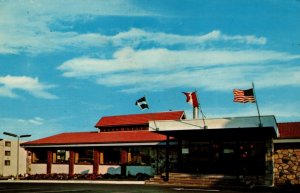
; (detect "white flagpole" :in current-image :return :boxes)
[252,82,262,127]
[195,91,206,129]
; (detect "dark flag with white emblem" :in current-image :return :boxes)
[135,96,149,110]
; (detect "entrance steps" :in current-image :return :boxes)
[146,173,243,188]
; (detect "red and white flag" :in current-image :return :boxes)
[183,92,199,107]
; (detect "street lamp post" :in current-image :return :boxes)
[0,139,3,177]
[3,132,31,180]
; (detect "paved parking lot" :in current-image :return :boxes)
[0,182,285,193]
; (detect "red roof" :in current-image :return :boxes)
[22,131,169,146]
[95,111,185,128]
[278,122,300,139]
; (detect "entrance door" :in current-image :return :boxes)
[237,141,266,175]
[212,141,266,175]
[181,141,211,173]
[218,141,238,174]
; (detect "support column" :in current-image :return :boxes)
[165,135,170,181]
[47,150,52,174]
[121,149,128,176]
[265,137,274,186]
[26,150,32,175]
[93,149,99,176]
[177,139,182,172]
[156,146,159,174]
[121,149,128,164]
[69,150,75,177]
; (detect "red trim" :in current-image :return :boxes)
[23,131,170,146]
[95,111,185,128]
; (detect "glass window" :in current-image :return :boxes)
[190,142,211,162]
[128,147,150,165]
[102,147,121,165]
[53,150,70,164]
[5,141,11,147]
[75,148,94,164]
[4,160,10,166]
[222,142,236,158]
[5,151,11,156]
[32,149,47,163]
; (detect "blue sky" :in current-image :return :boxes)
[1,0,300,140]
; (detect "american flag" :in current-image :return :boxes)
[233,88,256,103]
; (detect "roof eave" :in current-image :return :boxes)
[95,123,148,129]
[22,141,177,148]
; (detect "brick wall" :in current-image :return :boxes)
[274,146,300,185]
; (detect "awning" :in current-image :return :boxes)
[149,115,279,139]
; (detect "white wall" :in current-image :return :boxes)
[30,163,47,174]
[51,164,69,174]
[74,164,93,174]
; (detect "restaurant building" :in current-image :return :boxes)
[21,111,185,177]
[148,115,278,186]
[21,110,300,186]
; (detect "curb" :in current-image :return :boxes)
[0,180,145,185]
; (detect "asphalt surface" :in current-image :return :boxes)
[0,181,286,193]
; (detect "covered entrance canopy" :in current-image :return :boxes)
[149,115,279,137]
[149,115,279,175]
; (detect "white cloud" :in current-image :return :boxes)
[0,0,268,55]
[0,75,57,99]
[260,103,300,122]
[201,100,300,124]
[10,117,45,126]
[222,34,267,45]
[112,29,267,46]
[59,47,299,77]
[0,117,44,139]
[0,116,66,140]
[58,47,300,92]
[0,1,155,55]
[28,117,44,125]
[24,0,154,17]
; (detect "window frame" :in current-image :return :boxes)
[75,148,94,165]
[5,141,11,147]
[53,149,70,164]
[4,160,10,166]
[5,150,11,156]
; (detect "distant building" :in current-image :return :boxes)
[0,139,27,177]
